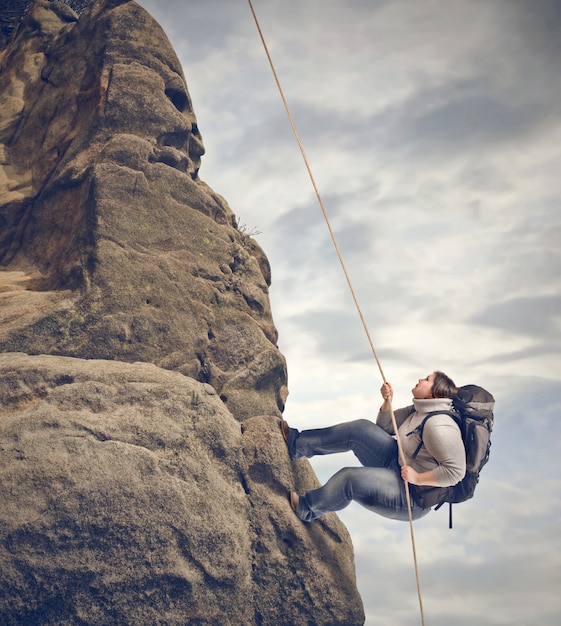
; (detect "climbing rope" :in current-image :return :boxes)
[246,1,426,624]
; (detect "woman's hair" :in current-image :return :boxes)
[432,371,458,399]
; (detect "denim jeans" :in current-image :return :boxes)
[286,419,430,522]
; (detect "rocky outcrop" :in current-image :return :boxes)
[0,353,363,625]
[0,2,365,624]
[0,0,285,421]
[0,1,93,47]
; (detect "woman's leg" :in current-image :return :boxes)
[295,463,430,523]
[287,419,397,468]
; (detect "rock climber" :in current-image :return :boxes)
[281,371,466,522]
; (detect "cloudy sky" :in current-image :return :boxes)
[136,1,561,624]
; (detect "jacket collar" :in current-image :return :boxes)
[412,397,454,416]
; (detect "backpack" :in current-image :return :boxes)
[408,384,495,528]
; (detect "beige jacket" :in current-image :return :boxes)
[377,397,466,487]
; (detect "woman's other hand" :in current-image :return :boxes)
[401,465,419,484]
[401,466,439,487]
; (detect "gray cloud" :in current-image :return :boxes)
[138,0,249,60]
[289,309,374,361]
[471,295,561,337]
[482,343,561,366]
[508,0,561,66]
[396,93,544,155]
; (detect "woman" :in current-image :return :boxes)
[282,371,466,522]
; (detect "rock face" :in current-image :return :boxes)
[0,0,285,421]
[0,353,363,625]
[0,2,364,625]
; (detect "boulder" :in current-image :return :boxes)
[0,353,364,625]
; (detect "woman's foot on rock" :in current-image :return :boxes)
[289,491,299,513]
[280,420,290,442]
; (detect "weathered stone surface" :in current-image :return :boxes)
[1,1,92,48]
[0,0,286,421]
[0,2,365,624]
[0,353,364,625]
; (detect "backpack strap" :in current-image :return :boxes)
[432,500,454,528]
[406,410,460,459]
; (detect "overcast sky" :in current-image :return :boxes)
[136,2,561,624]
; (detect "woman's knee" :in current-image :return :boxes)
[349,418,374,428]
[346,418,378,437]
[330,467,362,498]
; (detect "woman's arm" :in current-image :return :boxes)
[409,416,466,487]
[376,382,415,434]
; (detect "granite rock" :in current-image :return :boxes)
[0,0,286,421]
[0,353,364,625]
[0,2,365,623]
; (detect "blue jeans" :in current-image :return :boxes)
[286,419,430,522]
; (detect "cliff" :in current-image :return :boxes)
[0,1,364,624]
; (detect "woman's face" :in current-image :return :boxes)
[412,373,436,399]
